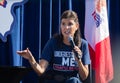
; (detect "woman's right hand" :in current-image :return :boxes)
[17,48,33,61]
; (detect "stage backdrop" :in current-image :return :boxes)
[0,0,119,83]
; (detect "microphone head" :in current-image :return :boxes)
[68,35,75,48]
[68,35,73,42]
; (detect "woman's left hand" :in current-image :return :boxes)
[73,46,82,60]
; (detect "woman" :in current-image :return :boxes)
[17,10,91,83]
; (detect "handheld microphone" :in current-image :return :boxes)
[68,36,82,59]
[68,35,75,48]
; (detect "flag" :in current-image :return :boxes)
[84,0,114,83]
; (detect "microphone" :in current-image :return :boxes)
[68,36,82,59]
[68,35,75,48]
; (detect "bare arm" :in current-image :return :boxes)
[28,56,49,76]
[77,60,89,80]
[17,48,48,76]
[73,46,89,80]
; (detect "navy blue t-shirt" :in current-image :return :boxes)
[40,37,91,75]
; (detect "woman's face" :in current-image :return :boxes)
[60,18,78,39]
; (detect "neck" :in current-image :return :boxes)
[63,38,70,45]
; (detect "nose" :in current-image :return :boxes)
[65,25,70,29]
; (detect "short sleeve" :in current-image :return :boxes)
[81,39,91,65]
[40,38,55,63]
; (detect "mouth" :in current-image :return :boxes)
[64,30,70,35]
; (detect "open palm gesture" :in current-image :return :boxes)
[17,48,33,60]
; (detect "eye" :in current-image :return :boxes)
[68,22,73,26]
[61,22,65,26]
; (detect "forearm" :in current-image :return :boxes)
[77,60,89,80]
[28,56,45,76]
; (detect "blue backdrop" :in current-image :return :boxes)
[0,0,120,83]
